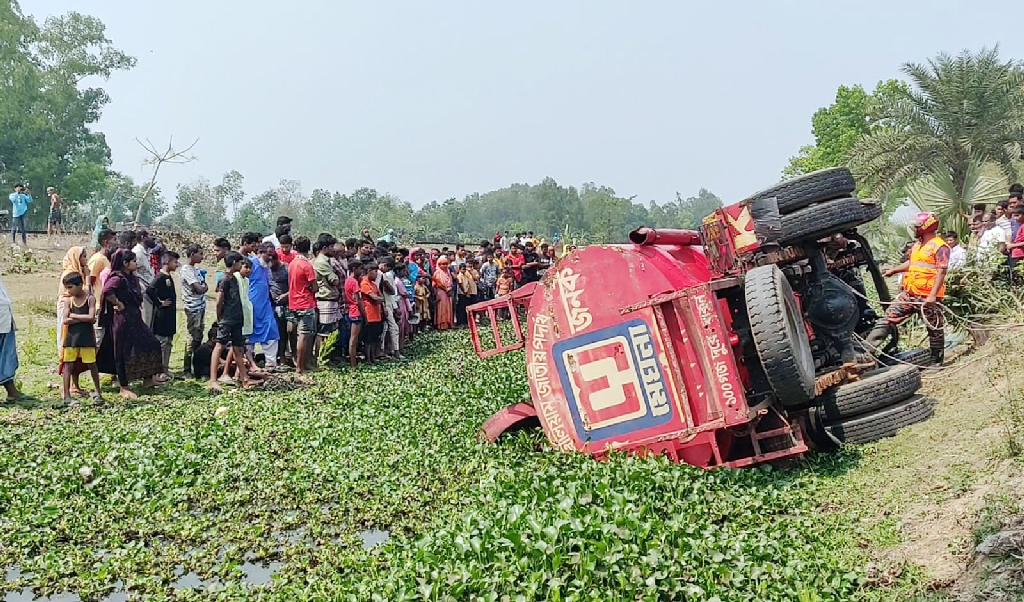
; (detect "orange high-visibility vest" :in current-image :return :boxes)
[903,235,949,298]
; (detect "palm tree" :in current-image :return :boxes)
[851,47,1024,234]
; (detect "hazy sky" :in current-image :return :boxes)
[26,0,1024,209]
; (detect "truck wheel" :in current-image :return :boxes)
[745,264,816,405]
[880,348,931,368]
[779,196,881,244]
[818,364,922,421]
[749,167,856,214]
[824,395,934,445]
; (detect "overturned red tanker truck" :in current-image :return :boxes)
[468,168,933,468]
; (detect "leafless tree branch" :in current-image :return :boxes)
[133,137,199,225]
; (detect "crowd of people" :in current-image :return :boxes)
[952,184,1024,272]
[0,216,564,404]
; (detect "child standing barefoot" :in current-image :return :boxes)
[60,272,103,405]
[209,253,254,392]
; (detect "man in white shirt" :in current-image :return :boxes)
[943,231,967,270]
[995,202,1013,238]
[262,216,292,249]
[132,230,157,326]
[976,212,1007,263]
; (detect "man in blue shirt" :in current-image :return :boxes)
[8,185,31,245]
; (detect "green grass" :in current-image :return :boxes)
[0,309,1009,601]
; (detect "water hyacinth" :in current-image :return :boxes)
[0,330,878,601]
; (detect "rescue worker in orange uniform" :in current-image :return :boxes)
[865,212,949,365]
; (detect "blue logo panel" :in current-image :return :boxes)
[552,318,673,442]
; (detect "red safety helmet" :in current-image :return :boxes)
[912,212,939,236]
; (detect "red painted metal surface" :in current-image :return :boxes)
[468,237,808,468]
[478,403,539,443]
[700,202,760,278]
[628,227,702,247]
[467,283,538,357]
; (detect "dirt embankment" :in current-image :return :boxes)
[852,330,1024,599]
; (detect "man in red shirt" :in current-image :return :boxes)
[1006,207,1024,276]
[287,236,317,374]
[343,262,366,368]
[360,263,384,364]
[506,244,526,283]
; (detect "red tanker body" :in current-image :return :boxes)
[470,168,934,468]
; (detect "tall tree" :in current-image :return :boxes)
[785,80,907,178]
[851,47,1024,232]
[164,173,235,233]
[0,2,134,221]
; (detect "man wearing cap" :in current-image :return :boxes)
[263,216,292,249]
[8,184,31,246]
[47,186,63,241]
[865,212,950,365]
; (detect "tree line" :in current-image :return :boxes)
[162,172,723,244]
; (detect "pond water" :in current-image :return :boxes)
[359,529,391,549]
[239,562,284,586]
[3,591,80,602]
[4,528,370,599]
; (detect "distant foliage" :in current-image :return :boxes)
[155,175,723,245]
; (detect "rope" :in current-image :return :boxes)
[825,269,1024,375]
[833,275,1024,331]
[852,333,947,372]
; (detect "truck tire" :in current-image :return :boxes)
[749,168,856,214]
[779,197,880,244]
[745,264,816,405]
[880,348,931,368]
[818,364,922,421]
[824,395,934,445]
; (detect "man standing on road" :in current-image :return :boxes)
[865,212,950,365]
[9,185,31,246]
[46,186,63,242]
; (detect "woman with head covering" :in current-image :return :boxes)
[95,249,167,399]
[58,246,89,298]
[407,247,422,283]
[91,215,109,252]
[57,246,90,394]
[432,256,454,331]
